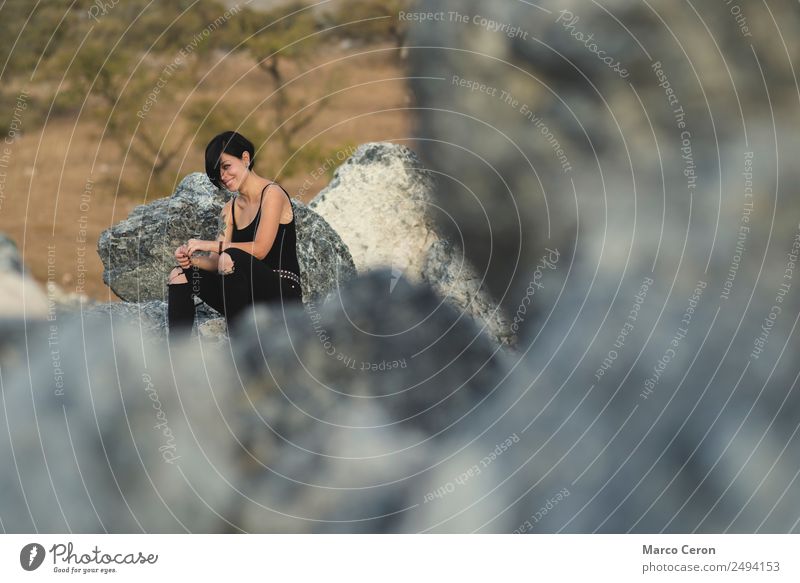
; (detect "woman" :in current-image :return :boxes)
[167,131,303,336]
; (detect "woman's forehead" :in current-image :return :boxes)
[219,152,240,163]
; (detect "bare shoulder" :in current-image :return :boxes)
[264,182,293,222]
[264,181,289,199]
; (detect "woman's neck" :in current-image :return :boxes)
[237,171,272,202]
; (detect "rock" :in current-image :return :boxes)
[310,142,514,345]
[404,0,800,532]
[98,173,225,303]
[98,172,356,304]
[0,232,24,273]
[422,238,514,345]
[291,202,358,304]
[0,233,49,318]
[310,142,437,279]
[84,299,225,340]
[0,270,509,532]
[197,317,227,340]
[0,313,240,532]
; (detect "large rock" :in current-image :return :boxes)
[310,142,514,345]
[85,300,226,340]
[0,270,509,532]
[98,172,356,304]
[405,0,800,532]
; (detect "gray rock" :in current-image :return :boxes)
[292,202,358,304]
[84,299,225,339]
[0,232,23,273]
[0,270,509,533]
[0,233,49,318]
[310,142,515,345]
[0,313,240,532]
[422,238,514,345]
[98,172,356,304]
[405,0,800,533]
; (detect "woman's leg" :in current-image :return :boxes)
[167,267,195,336]
[167,265,227,336]
[218,249,303,332]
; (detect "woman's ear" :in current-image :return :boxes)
[242,151,251,169]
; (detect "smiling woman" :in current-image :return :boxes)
[166,130,303,337]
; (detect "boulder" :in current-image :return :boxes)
[0,233,50,318]
[0,270,509,532]
[84,299,226,341]
[405,0,800,532]
[98,172,357,304]
[310,142,514,345]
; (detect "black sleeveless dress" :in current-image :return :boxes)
[231,181,302,278]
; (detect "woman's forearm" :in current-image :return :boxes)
[223,241,264,259]
[190,253,219,271]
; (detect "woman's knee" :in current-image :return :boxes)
[168,267,187,284]
[218,252,235,275]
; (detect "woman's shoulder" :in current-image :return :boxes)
[263,180,288,195]
[262,181,293,222]
[261,181,291,206]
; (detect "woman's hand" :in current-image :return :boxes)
[174,244,191,269]
[185,239,212,257]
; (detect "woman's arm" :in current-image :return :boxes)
[186,201,232,270]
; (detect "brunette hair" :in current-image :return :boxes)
[204,131,255,189]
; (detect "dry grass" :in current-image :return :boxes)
[0,41,413,302]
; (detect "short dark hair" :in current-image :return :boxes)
[204,131,255,189]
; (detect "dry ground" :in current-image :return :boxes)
[0,41,413,302]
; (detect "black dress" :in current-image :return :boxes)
[167,181,303,335]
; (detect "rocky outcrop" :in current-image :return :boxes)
[0,270,509,532]
[310,142,514,345]
[405,0,800,532]
[0,233,50,318]
[98,172,357,304]
[85,300,226,341]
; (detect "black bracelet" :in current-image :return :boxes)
[218,240,223,254]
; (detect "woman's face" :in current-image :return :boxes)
[218,151,250,191]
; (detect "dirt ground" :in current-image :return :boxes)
[0,42,412,302]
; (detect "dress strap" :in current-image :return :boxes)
[266,181,291,203]
[251,183,267,232]
[231,195,237,229]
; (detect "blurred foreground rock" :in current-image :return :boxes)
[404,0,800,532]
[0,233,49,318]
[0,270,509,532]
